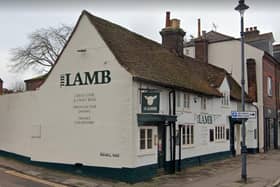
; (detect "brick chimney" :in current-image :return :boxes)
[195,29,208,63]
[247,59,257,102]
[160,11,186,57]
[0,78,3,95]
[244,26,260,39]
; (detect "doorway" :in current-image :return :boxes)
[157,125,166,168]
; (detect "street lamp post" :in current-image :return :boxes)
[235,0,249,182]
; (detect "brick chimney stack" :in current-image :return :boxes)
[194,22,208,63]
[160,11,186,57]
[247,59,257,102]
[0,78,3,95]
[244,26,260,38]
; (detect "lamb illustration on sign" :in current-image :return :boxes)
[144,95,157,106]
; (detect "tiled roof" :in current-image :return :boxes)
[84,11,225,97]
[24,73,48,82]
[31,10,249,102]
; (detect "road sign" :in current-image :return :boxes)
[231,111,256,119]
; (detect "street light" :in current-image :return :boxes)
[235,0,249,183]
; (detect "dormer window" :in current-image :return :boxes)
[221,91,230,106]
[201,97,207,110]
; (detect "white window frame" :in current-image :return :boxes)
[267,76,272,96]
[221,91,230,107]
[177,91,181,107]
[139,128,153,151]
[182,124,194,147]
[215,125,226,142]
[183,93,190,109]
[201,97,207,110]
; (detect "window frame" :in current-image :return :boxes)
[267,76,273,97]
[201,97,207,110]
[139,127,153,151]
[183,93,190,109]
[215,125,226,142]
[182,124,194,147]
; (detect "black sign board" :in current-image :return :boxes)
[142,92,160,113]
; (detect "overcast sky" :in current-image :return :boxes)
[1,0,280,88]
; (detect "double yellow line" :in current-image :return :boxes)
[5,170,68,187]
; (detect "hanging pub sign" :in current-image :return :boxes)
[142,92,160,113]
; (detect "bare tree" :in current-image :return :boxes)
[10,24,73,72]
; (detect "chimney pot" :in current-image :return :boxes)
[165,11,171,27]
[250,27,253,31]
[246,28,249,32]
[170,19,180,29]
[198,18,201,38]
[254,26,257,31]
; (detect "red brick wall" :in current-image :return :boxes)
[263,55,276,110]
[25,79,44,91]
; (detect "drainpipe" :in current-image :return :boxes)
[168,90,173,173]
[178,125,182,171]
[172,89,176,173]
[252,102,259,153]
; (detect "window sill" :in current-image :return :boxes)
[221,105,230,108]
[137,151,156,157]
[215,140,226,143]
[182,145,195,149]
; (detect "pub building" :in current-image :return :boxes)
[0,10,258,182]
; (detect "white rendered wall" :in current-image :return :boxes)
[133,79,258,166]
[0,14,134,168]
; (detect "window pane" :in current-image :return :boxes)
[140,129,145,139]
[191,126,194,144]
[147,129,152,139]
[177,92,181,107]
[147,139,152,149]
[140,140,145,149]
[226,128,230,140]
[140,129,146,149]
[182,127,186,144]
[187,126,190,144]
[210,129,214,142]
[184,94,187,108]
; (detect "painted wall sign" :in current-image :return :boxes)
[73,92,96,125]
[196,114,213,124]
[141,92,160,113]
[60,70,111,87]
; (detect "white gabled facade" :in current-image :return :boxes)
[0,12,258,182]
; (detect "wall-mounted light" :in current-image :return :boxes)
[193,96,198,103]
[76,49,87,53]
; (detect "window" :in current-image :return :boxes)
[183,93,190,108]
[176,92,181,107]
[221,91,230,106]
[209,129,214,142]
[267,77,272,96]
[201,97,207,110]
[182,125,194,145]
[139,128,153,150]
[215,126,225,141]
[254,129,257,140]
[226,128,230,140]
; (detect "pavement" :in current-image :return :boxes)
[0,150,280,187]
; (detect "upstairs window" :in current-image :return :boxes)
[267,77,272,96]
[221,91,230,106]
[201,97,207,110]
[176,92,181,107]
[183,93,190,108]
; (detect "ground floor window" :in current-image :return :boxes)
[215,126,225,141]
[140,128,153,150]
[182,124,194,145]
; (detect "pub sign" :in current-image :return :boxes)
[142,92,160,113]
